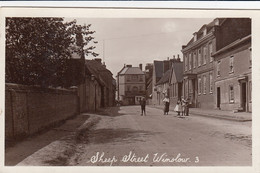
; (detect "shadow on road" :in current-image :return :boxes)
[77,128,161,145]
[95,106,126,117]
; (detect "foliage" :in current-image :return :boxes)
[6,17,98,87]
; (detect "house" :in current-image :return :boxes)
[169,61,183,106]
[212,35,251,112]
[117,65,146,105]
[145,63,153,104]
[181,18,252,109]
[78,58,116,112]
[152,57,181,105]
[181,18,224,109]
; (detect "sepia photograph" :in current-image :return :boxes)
[0,7,259,173]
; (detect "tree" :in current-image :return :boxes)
[6,17,98,87]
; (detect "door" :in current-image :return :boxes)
[217,87,221,108]
[241,82,247,111]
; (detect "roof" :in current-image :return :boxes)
[86,59,114,87]
[184,18,226,48]
[171,62,183,83]
[154,61,164,79]
[156,69,171,85]
[119,67,144,75]
[212,35,251,57]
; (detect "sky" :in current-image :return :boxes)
[69,18,214,78]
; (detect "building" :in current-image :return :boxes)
[181,18,251,109]
[152,57,181,105]
[117,65,145,105]
[169,61,183,106]
[154,69,171,105]
[78,58,116,112]
[181,18,223,108]
[145,63,153,104]
[212,35,251,112]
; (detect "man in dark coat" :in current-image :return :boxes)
[140,97,146,116]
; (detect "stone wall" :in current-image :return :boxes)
[5,83,79,141]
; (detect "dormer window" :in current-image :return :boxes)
[203,28,207,36]
[193,33,197,42]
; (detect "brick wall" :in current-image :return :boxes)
[5,83,79,141]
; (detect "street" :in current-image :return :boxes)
[15,105,252,166]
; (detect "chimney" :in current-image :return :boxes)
[177,54,181,62]
[139,64,143,71]
[102,62,106,68]
[94,58,102,64]
[173,55,175,60]
[126,64,132,68]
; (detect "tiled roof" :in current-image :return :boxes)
[119,67,144,75]
[156,69,171,85]
[154,61,164,79]
[171,62,183,83]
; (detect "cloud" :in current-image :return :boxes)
[161,22,177,33]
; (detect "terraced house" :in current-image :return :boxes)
[181,18,222,109]
[181,18,251,110]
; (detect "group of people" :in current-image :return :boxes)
[139,95,190,117]
[174,97,190,116]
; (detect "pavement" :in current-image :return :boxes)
[149,105,252,122]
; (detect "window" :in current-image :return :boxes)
[249,81,252,102]
[127,85,130,91]
[229,85,234,103]
[203,75,207,94]
[189,53,192,70]
[217,61,221,77]
[189,80,192,93]
[139,75,143,82]
[198,77,202,95]
[132,75,138,80]
[249,47,252,68]
[229,56,234,73]
[209,72,213,93]
[193,51,196,68]
[198,49,201,66]
[139,86,143,91]
[185,55,188,71]
[126,75,131,82]
[203,46,207,65]
[209,43,213,62]
[133,86,138,92]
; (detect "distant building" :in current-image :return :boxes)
[212,35,251,112]
[152,57,181,105]
[117,65,145,105]
[169,61,183,105]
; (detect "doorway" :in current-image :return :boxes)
[217,87,221,109]
[241,82,247,111]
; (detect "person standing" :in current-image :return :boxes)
[174,99,181,116]
[181,97,186,116]
[185,97,190,116]
[140,97,146,116]
[163,95,170,115]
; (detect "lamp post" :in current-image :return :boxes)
[91,74,97,111]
